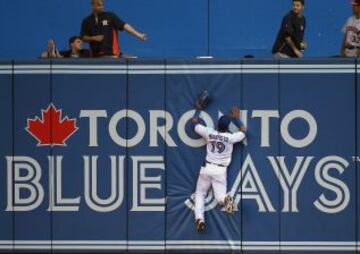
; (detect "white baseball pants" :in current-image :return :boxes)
[194,164,227,222]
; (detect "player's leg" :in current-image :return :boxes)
[211,172,234,213]
[211,173,227,205]
[194,172,211,232]
[195,172,211,221]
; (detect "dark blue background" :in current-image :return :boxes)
[0,0,350,58]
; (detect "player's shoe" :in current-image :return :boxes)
[224,195,234,214]
[195,219,205,233]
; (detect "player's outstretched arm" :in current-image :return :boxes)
[229,106,246,143]
[191,90,211,134]
[191,99,203,123]
[191,90,208,127]
[191,107,202,130]
[230,106,246,133]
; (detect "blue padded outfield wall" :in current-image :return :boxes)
[0,0,352,58]
[0,58,359,253]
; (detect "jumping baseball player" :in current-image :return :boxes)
[191,96,246,233]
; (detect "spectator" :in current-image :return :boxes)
[81,0,147,57]
[41,39,62,58]
[272,0,306,58]
[60,36,91,58]
[341,0,360,57]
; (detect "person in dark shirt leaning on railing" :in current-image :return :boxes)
[272,0,306,58]
[81,0,147,58]
[41,36,91,58]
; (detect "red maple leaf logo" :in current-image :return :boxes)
[26,104,78,146]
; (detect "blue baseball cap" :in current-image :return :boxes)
[218,115,231,132]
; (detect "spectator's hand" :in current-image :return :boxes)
[48,39,56,50]
[300,41,307,50]
[230,106,240,119]
[138,33,147,41]
[294,48,303,58]
[92,35,104,42]
[47,39,58,57]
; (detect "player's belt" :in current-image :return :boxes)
[205,160,226,168]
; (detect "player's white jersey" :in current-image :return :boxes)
[342,16,360,57]
[194,124,245,167]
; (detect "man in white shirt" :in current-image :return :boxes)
[341,0,360,57]
[192,106,246,233]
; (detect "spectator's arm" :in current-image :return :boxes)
[285,36,303,58]
[81,19,90,42]
[281,15,294,38]
[341,20,350,57]
[41,39,62,58]
[81,18,104,43]
[112,13,126,31]
[40,51,49,59]
[82,35,92,42]
[280,15,302,58]
[124,23,147,41]
[341,34,349,57]
[82,35,104,43]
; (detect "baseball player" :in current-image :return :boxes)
[341,0,360,57]
[191,103,246,233]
